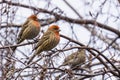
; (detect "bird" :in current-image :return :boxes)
[27,25,60,64]
[17,14,40,44]
[62,49,86,68]
[12,15,41,52]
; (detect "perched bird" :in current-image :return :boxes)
[12,15,40,52]
[17,14,40,44]
[27,25,60,64]
[62,49,86,68]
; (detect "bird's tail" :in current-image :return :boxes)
[11,40,21,53]
[27,48,42,64]
[11,46,17,54]
[10,39,20,57]
[27,53,36,65]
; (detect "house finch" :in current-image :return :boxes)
[17,14,40,44]
[12,15,40,52]
[27,25,60,64]
[62,49,86,68]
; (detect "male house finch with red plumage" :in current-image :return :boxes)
[12,15,40,52]
[17,15,40,44]
[27,25,60,64]
[62,49,86,68]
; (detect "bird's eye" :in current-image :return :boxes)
[54,27,58,30]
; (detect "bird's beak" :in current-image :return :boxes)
[58,29,61,32]
[37,18,39,21]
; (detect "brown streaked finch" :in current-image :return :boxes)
[27,25,60,64]
[62,49,86,68]
[12,15,41,52]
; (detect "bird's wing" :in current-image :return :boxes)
[34,30,52,50]
[63,59,74,66]
[18,20,30,39]
[68,52,76,60]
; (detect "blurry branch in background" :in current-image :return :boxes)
[63,0,83,19]
[0,41,36,49]
[85,25,120,50]
[0,18,58,28]
[118,0,120,4]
